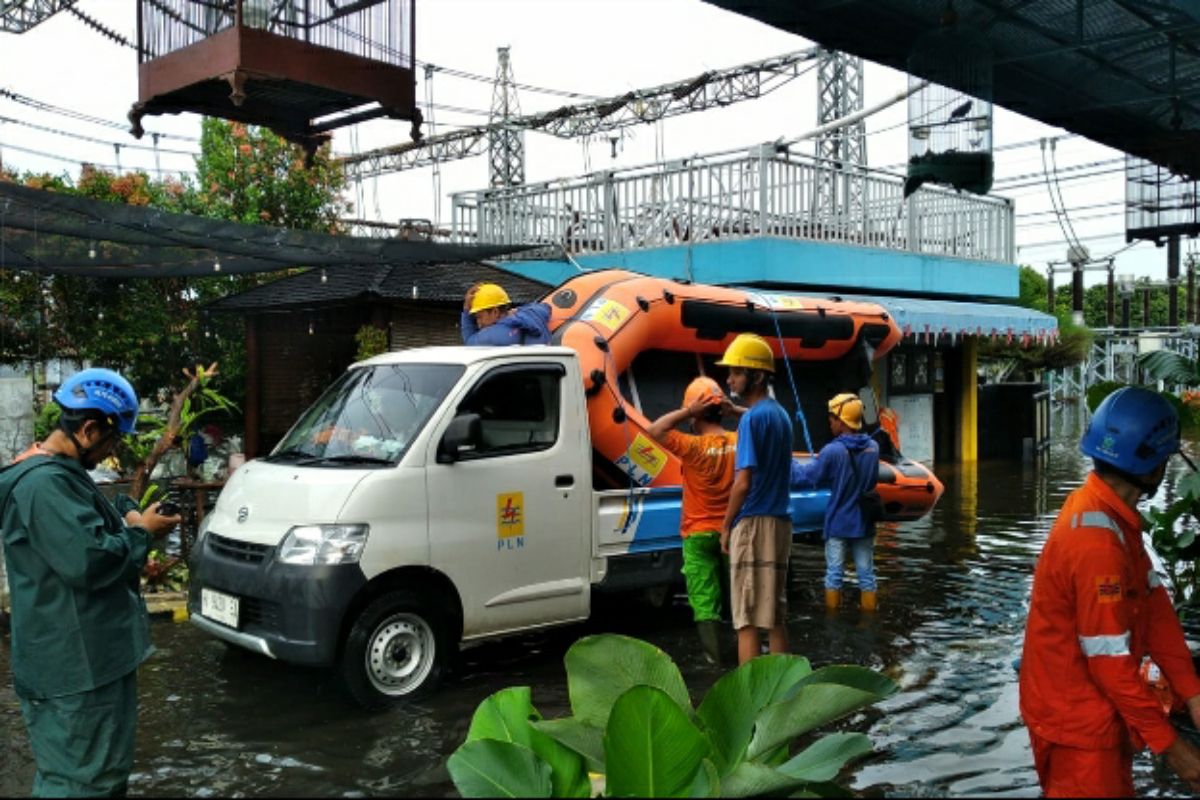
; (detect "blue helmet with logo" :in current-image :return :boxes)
[53,368,139,434]
[1080,386,1179,475]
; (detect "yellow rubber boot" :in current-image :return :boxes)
[861,590,878,612]
[824,588,841,611]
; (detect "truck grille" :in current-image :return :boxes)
[208,533,270,564]
[239,597,282,634]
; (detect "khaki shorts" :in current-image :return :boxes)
[729,515,791,630]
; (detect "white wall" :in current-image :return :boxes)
[0,370,34,614]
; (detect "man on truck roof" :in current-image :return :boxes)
[1020,386,1200,796]
[647,376,744,665]
[461,282,552,346]
[717,333,794,665]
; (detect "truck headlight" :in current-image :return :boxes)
[195,513,213,551]
[277,524,370,565]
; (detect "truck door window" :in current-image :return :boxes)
[457,365,563,458]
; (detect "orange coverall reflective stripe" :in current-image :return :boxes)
[1020,472,1200,794]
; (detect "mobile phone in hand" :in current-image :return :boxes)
[157,500,180,517]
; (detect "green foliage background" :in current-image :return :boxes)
[0,118,349,412]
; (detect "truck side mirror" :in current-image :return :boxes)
[437,413,482,464]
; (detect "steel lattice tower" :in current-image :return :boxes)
[815,51,866,225]
[488,46,525,188]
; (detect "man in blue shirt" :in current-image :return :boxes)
[791,393,881,612]
[461,282,552,346]
[717,333,794,664]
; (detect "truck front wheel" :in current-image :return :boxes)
[338,591,451,708]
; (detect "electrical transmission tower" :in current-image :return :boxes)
[0,0,76,33]
[488,46,524,188]
[340,48,820,180]
[814,50,866,225]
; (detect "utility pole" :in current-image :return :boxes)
[1168,235,1181,327]
[488,46,524,188]
[814,51,866,228]
[1187,254,1196,324]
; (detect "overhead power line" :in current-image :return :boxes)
[339,47,824,179]
[0,88,199,142]
[0,115,198,156]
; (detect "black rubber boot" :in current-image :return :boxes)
[697,620,723,666]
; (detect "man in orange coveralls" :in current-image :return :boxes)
[1020,386,1200,797]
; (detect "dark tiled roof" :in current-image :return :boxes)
[206,262,551,313]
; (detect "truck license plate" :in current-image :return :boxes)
[201,588,239,629]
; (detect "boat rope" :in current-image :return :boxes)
[766,304,815,453]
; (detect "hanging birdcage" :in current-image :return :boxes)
[130,0,421,162]
[905,6,994,198]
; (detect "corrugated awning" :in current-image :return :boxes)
[839,293,1059,344]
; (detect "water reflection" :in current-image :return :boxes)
[1,407,1196,796]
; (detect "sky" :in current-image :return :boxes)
[0,0,1181,291]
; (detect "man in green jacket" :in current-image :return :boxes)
[0,368,179,797]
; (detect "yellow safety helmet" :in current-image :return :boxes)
[683,376,723,410]
[828,392,863,430]
[469,283,511,314]
[716,333,776,373]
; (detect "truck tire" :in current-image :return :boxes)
[338,590,450,708]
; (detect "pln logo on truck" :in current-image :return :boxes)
[613,433,668,487]
[496,492,525,550]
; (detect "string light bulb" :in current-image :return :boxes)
[213,257,221,273]
[88,242,96,260]
[308,320,314,335]
[320,269,328,284]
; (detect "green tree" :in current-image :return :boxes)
[0,119,349,412]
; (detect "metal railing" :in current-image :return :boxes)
[138,0,414,68]
[449,145,1014,263]
[1047,328,1200,401]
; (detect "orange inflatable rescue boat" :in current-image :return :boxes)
[541,269,944,525]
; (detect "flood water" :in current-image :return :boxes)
[1,404,1195,796]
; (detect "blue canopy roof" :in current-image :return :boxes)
[751,289,1059,344]
[843,293,1058,343]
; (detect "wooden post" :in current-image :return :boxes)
[245,315,261,460]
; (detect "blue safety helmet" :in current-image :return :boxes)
[53,368,139,434]
[1080,386,1179,475]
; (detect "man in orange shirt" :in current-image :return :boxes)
[647,376,742,665]
[1021,386,1200,796]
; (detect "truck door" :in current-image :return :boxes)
[426,361,590,637]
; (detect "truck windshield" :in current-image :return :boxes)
[268,363,464,466]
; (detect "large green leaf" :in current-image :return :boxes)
[531,717,606,774]
[565,634,692,729]
[1140,350,1200,386]
[604,686,710,798]
[788,665,899,700]
[447,739,553,798]
[777,733,874,783]
[695,654,812,772]
[718,763,805,797]
[748,684,882,760]
[687,759,722,799]
[466,687,590,797]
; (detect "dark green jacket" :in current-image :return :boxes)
[0,454,153,699]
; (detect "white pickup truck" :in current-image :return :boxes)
[189,346,774,706]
